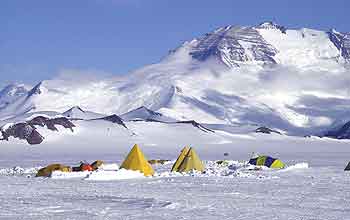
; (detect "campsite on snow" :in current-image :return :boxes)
[1,1,350,218]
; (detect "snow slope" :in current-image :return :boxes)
[62,106,105,120]
[1,22,350,136]
[120,106,176,122]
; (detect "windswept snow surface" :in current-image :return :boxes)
[1,120,350,219]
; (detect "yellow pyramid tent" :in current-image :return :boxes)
[171,146,190,172]
[120,144,155,176]
[173,147,205,173]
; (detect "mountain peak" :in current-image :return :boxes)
[65,106,85,113]
[188,23,278,67]
[120,106,176,122]
[62,106,86,118]
[62,106,106,120]
[256,21,287,33]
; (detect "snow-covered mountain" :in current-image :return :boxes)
[120,106,175,122]
[62,106,105,120]
[1,22,350,137]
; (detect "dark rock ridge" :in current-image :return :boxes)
[0,116,75,145]
[28,116,75,132]
[328,29,350,62]
[91,114,128,129]
[176,120,214,133]
[120,106,173,122]
[189,24,278,67]
[134,106,162,117]
[255,126,282,135]
[27,82,43,97]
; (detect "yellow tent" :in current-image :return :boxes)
[171,146,190,172]
[120,144,155,176]
[36,164,71,177]
[172,147,205,173]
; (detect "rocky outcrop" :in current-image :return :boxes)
[189,25,278,67]
[255,126,282,135]
[1,122,44,145]
[28,116,75,132]
[0,116,75,145]
[328,29,350,62]
[93,114,128,129]
[176,120,214,133]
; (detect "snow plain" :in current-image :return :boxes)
[1,121,350,219]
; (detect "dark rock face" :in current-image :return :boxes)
[48,117,75,131]
[93,114,128,129]
[1,116,75,145]
[27,129,45,145]
[189,25,278,67]
[28,116,47,127]
[1,123,44,145]
[255,126,281,135]
[328,30,350,62]
[28,116,75,132]
[324,121,350,139]
[27,82,43,96]
[176,120,214,133]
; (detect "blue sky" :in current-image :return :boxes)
[0,0,349,87]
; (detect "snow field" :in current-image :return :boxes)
[1,118,350,219]
[0,159,349,220]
